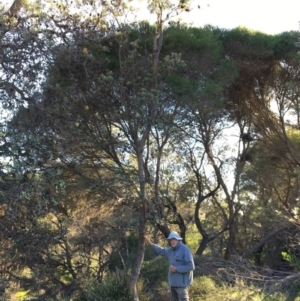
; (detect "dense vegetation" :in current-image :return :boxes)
[0,0,300,300]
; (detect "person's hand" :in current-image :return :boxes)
[144,236,153,246]
[170,265,177,273]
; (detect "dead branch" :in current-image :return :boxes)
[242,226,287,258]
[194,255,300,296]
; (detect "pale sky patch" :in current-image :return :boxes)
[1,0,299,34]
[189,0,300,34]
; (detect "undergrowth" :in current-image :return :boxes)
[71,256,300,301]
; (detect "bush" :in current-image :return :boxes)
[75,270,130,301]
[281,251,300,271]
[189,276,217,300]
[140,256,168,287]
[152,281,170,301]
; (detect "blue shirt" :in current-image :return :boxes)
[152,241,195,287]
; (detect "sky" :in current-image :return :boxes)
[1,0,299,35]
[185,0,300,35]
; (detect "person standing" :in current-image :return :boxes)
[144,231,195,301]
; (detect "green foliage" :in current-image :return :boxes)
[165,74,196,97]
[281,251,300,271]
[222,27,277,58]
[108,232,142,271]
[76,270,130,301]
[190,276,217,299]
[164,26,222,57]
[75,270,154,301]
[15,290,29,301]
[1,0,300,298]
[140,257,168,287]
[128,22,156,51]
[185,226,201,253]
[273,31,299,58]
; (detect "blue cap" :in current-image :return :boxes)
[167,231,183,240]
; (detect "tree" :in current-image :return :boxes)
[224,29,300,263]
[1,1,198,299]
[2,0,300,298]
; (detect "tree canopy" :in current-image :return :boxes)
[0,0,300,300]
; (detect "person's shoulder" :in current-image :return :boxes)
[180,242,189,248]
[180,242,192,252]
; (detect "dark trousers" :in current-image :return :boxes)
[170,286,189,301]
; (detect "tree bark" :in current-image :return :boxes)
[194,168,220,255]
[224,220,237,260]
[4,0,23,17]
[196,233,209,255]
[129,149,147,301]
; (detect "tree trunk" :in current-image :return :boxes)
[242,226,286,258]
[195,197,209,255]
[196,233,209,255]
[129,149,147,301]
[5,0,23,17]
[224,220,237,260]
[194,183,220,255]
[129,208,145,301]
[156,223,170,238]
[254,245,264,266]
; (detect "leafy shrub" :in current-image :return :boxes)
[281,251,300,271]
[152,281,170,301]
[75,270,130,301]
[140,256,168,287]
[189,276,217,299]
